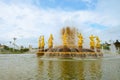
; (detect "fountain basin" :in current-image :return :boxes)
[37,46,103,58]
[37,52,103,58]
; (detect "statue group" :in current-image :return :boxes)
[38,33,101,51]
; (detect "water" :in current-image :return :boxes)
[0,54,120,80]
[109,42,117,54]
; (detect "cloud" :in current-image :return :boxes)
[0,0,120,47]
[95,0,120,41]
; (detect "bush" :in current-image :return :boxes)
[4,45,9,50]
[20,48,29,53]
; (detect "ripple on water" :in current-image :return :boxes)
[0,54,120,80]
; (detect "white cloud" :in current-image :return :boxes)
[95,0,120,41]
[0,0,120,47]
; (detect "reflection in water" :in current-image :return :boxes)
[0,54,120,80]
[37,58,102,80]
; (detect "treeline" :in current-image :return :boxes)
[101,44,110,50]
[0,45,29,54]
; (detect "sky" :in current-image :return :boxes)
[0,0,120,48]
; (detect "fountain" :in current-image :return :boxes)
[109,41,117,54]
[36,27,103,58]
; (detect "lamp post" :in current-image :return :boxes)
[13,37,17,52]
[9,41,11,51]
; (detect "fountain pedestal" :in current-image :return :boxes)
[37,49,44,56]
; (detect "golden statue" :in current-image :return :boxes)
[62,31,68,46]
[38,36,41,49]
[89,35,95,49]
[41,36,45,49]
[48,34,53,48]
[95,36,100,48]
[78,33,83,47]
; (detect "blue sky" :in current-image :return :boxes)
[38,0,97,10]
[1,0,97,10]
[0,0,120,48]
